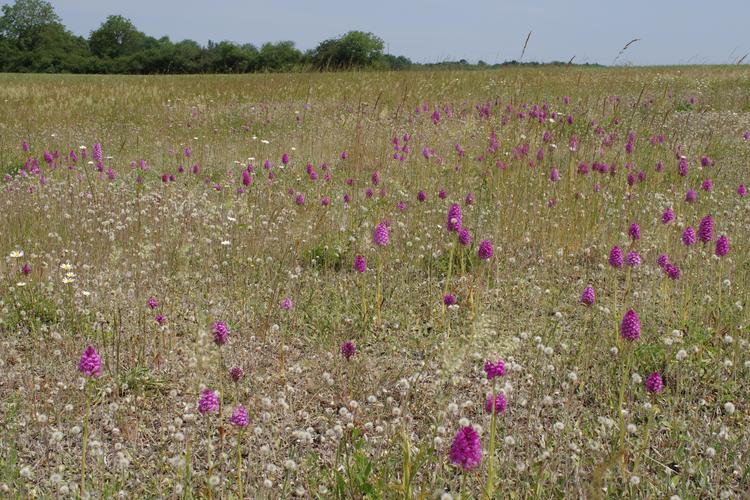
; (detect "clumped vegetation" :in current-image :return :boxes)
[0,0,603,74]
[0,66,749,498]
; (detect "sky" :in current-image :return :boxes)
[11,0,750,65]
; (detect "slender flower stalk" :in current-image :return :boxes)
[376,252,384,327]
[484,392,506,498]
[450,425,481,499]
[78,345,101,495]
[486,399,497,498]
[229,405,249,498]
[81,381,91,494]
[716,235,729,312]
[617,310,640,470]
[198,389,219,497]
[354,255,368,322]
[373,222,390,326]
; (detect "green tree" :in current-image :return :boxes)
[27,23,91,72]
[171,39,203,73]
[88,15,146,58]
[381,53,412,70]
[0,0,62,50]
[310,31,384,70]
[205,41,258,73]
[0,0,91,72]
[258,41,302,72]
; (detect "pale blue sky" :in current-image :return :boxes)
[19,1,750,64]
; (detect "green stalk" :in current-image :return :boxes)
[459,470,467,500]
[459,244,466,276]
[401,428,411,499]
[485,390,497,499]
[81,381,90,495]
[623,266,632,305]
[206,417,213,500]
[443,239,456,320]
[717,258,724,317]
[632,402,654,474]
[236,429,244,499]
[360,276,367,324]
[376,252,383,328]
[617,343,633,473]
[184,437,192,494]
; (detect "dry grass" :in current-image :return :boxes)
[1,67,749,498]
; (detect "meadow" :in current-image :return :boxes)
[1,66,749,498]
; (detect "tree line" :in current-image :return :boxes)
[0,0,598,74]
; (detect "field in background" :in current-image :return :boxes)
[1,67,749,498]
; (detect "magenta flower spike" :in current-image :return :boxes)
[373,222,390,246]
[682,227,696,246]
[229,366,244,382]
[620,309,641,341]
[581,286,595,306]
[198,389,220,415]
[354,255,366,273]
[212,321,229,345]
[626,251,641,267]
[645,372,664,393]
[341,341,356,360]
[78,345,102,378]
[458,228,472,246]
[484,358,505,380]
[485,393,507,415]
[662,207,674,224]
[609,246,624,268]
[447,203,462,232]
[449,426,482,471]
[698,215,713,243]
[628,223,641,241]
[716,235,729,257]
[477,240,494,260]
[229,404,249,427]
